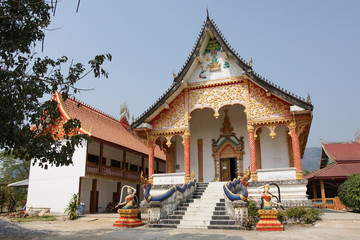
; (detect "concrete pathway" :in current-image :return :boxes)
[1,209,360,240]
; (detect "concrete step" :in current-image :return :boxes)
[179,220,211,225]
[182,215,213,221]
[149,224,177,228]
[208,225,243,230]
[167,215,183,220]
[210,220,236,225]
[160,219,180,224]
[212,215,230,220]
[177,225,208,229]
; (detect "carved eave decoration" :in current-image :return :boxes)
[212,109,245,158]
[131,15,313,132]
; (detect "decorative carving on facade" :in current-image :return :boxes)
[151,92,187,130]
[248,82,290,119]
[189,83,246,118]
[212,109,245,181]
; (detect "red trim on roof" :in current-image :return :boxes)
[323,142,360,161]
[57,95,165,160]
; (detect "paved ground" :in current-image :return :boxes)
[1,209,360,240]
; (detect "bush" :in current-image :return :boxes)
[277,210,287,223]
[242,200,259,229]
[285,206,306,220]
[303,208,323,224]
[338,173,360,212]
[285,207,322,224]
[247,200,259,218]
[64,194,80,220]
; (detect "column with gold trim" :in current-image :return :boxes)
[148,139,154,182]
[289,122,303,179]
[184,130,191,182]
[248,124,257,181]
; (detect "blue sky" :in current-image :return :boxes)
[41,0,360,147]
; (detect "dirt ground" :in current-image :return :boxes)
[1,209,360,240]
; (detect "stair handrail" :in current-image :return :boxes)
[223,167,251,201]
[143,178,197,202]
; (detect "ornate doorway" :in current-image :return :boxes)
[212,109,244,181]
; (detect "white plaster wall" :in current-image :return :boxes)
[27,140,87,214]
[259,126,290,169]
[188,52,244,84]
[188,105,249,183]
[97,179,117,213]
[175,135,184,173]
[80,177,92,213]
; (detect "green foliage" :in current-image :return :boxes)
[247,200,259,218]
[64,193,80,220]
[13,215,57,223]
[0,0,111,168]
[285,206,307,220]
[0,186,25,212]
[338,173,360,212]
[242,200,259,229]
[277,209,287,223]
[303,208,323,224]
[303,169,311,176]
[285,207,322,224]
[0,153,28,212]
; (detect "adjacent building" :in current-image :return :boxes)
[305,138,360,209]
[27,93,165,214]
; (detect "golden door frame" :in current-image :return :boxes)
[213,142,244,181]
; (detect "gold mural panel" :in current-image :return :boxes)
[189,83,246,116]
[248,82,290,119]
[151,92,187,130]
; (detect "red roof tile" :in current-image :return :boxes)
[55,94,165,160]
[305,162,360,180]
[323,142,360,161]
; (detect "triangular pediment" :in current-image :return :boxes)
[132,17,313,129]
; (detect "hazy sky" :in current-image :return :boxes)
[40,0,360,147]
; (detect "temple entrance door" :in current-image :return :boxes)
[220,158,236,181]
[220,159,230,181]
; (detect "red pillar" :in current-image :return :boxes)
[248,125,257,181]
[148,140,154,181]
[290,122,303,179]
[184,131,191,182]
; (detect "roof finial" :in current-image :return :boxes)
[306,93,312,103]
[206,5,209,19]
[173,71,176,79]
[249,58,253,67]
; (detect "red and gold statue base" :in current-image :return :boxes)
[113,209,144,228]
[256,209,283,231]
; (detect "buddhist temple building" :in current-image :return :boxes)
[131,14,313,194]
[305,138,360,209]
[27,93,165,214]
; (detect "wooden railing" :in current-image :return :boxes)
[311,197,346,210]
[86,162,141,181]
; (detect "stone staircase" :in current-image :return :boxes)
[149,182,242,229]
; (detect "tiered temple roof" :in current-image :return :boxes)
[132,16,313,129]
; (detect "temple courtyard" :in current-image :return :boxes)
[1,209,359,240]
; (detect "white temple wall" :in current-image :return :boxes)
[27,140,87,214]
[188,105,249,183]
[175,135,184,173]
[259,126,290,169]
